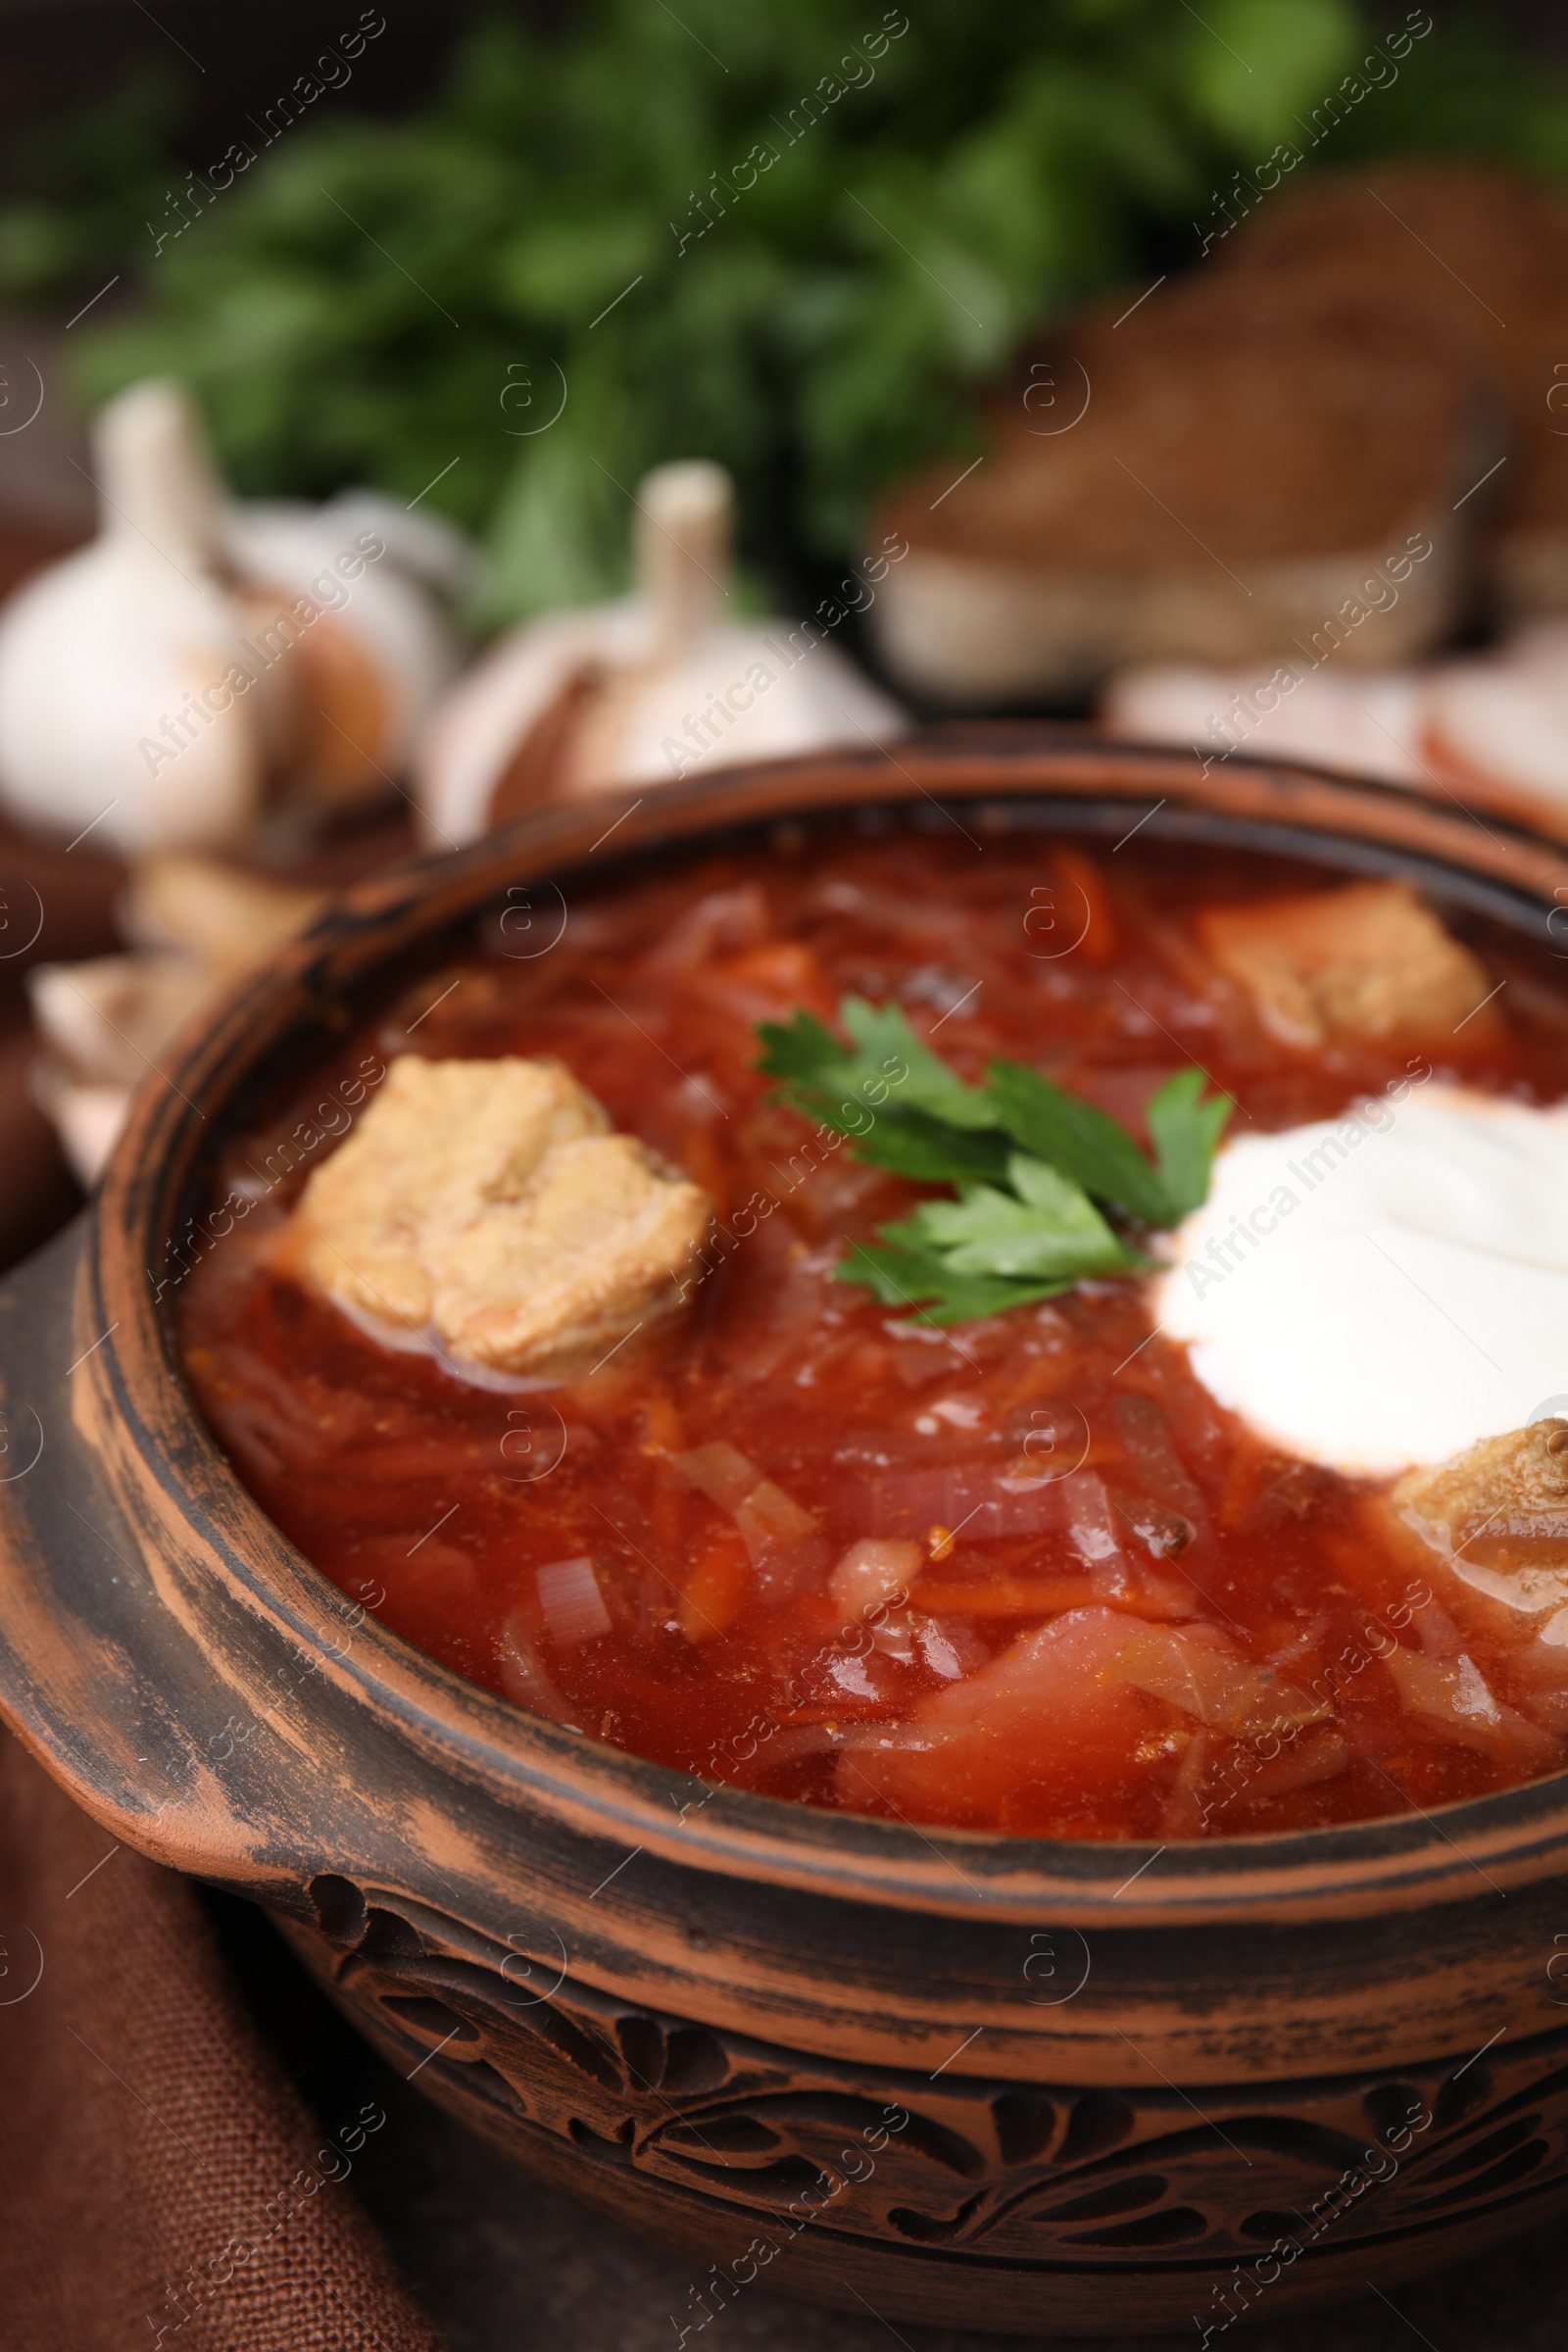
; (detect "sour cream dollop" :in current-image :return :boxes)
[1152,1084,1568,1477]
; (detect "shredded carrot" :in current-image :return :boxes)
[678,1125,733,1219]
[711,940,837,1015]
[637,1387,686,1455]
[1053,846,1117,968]
[678,1528,751,1642]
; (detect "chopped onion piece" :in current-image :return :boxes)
[735,1479,817,1555]
[536,1555,612,1646]
[829,1722,936,1752]
[832,1537,921,1623]
[1451,1557,1568,1616]
[1061,1468,1153,1605]
[671,1441,760,1514]
[497,1608,577,1723]
[671,1441,818,1576]
[1242,1725,1349,1802]
[825,1650,882,1701]
[1110,1487,1196,1561]
[914,1616,966,1680]
[724,1717,934,1784]
[871,1612,919,1664]
[1061,1470,1122,1564]
[1160,1732,1210,1838]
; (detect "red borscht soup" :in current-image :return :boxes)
[176,822,1568,1839]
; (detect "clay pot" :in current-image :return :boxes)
[4,729,1568,2337]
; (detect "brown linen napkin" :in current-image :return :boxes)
[0,1728,447,2352]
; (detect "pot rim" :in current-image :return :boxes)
[74,725,1568,1925]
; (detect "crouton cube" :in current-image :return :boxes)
[1393,1419,1568,1619]
[293,1054,711,1377]
[1197,879,1494,1048]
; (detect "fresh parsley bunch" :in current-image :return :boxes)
[758,996,1230,1323]
[8,0,1527,624]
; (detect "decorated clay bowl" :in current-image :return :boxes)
[4,727,1568,2338]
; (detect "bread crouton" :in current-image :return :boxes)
[1392,1419,1568,1622]
[1196,879,1494,1048]
[293,1054,711,1377]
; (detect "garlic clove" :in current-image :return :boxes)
[414,460,906,847]
[27,951,218,1089]
[225,497,465,811]
[121,851,329,971]
[636,460,732,660]
[27,856,333,1185]
[29,1069,134,1194]
[1101,663,1433,787]
[1423,624,1568,821]
[314,491,475,599]
[416,604,646,845]
[564,623,906,798]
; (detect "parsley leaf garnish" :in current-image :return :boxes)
[757,997,1231,1323]
[1146,1065,1235,1218]
[757,997,1011,1186]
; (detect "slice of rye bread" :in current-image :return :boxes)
[867,271,1490,706]
[1215,162,1568,618]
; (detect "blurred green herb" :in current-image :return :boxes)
[3,2,1567,622]
[757,995,1231,1322]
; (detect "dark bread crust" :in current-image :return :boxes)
[868,267,1488,698]
[883,269,1487,572]
[1215,163,1568,610]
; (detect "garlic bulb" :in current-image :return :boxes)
[416,461,907,847]
[0,382,270,850]
[0,379,466,854]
